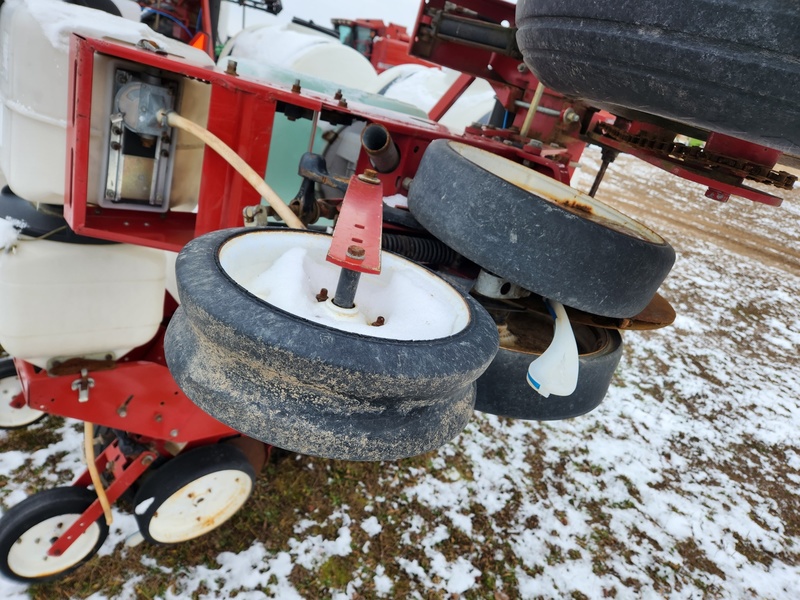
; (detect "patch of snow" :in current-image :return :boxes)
[219,230,470,340]
[360,516,382,537]
[0,217,25,250]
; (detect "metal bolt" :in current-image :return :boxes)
[142,455,154,465]
[160,149,170,158]
[291,79,301,93]
[357,169,381,185]
[316,288,329,302]
[562,108,581,124]
[705,188,730,203]
[371,316,385,327]
[105,189,115,199]
[346,245,366,260]
[112,126,122,136]
[110,141,121,151]
[334,89,343,100]
[225,59,238,76]
[338,98,348,108]
[170,429,179,438]
[517,63,528,73]
[154,413,163,422]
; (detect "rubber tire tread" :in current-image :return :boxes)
[0,487,108,583]
[133,444,255,545]
[476,317,623,420]
[165,228,499,461]
[515,0,800,155]
[408,139,675,318]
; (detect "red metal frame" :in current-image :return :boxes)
[65,34,582,251]
[326,175,384,274]
[49,440,158,557]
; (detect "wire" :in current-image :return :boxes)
[159,110,306,230]
[196,8,203,33]
[142,8,193,40]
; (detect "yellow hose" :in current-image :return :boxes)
[159,110,306,230]
[84,421,113,526]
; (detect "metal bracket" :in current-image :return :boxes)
[474,270,531,300]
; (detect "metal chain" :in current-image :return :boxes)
[595,123,797,190]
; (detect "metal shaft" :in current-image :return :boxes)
[333,268,361,309]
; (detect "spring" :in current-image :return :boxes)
[381,233,459,266]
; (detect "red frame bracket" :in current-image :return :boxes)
[327,174,384,274]
[49,441,158,557]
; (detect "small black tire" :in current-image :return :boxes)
[0,487,108,583]
[475,310,623,420]
[515,0,800,155]
[0,358,45,429]
[164,228,498,461]
[408,140,675,318]
[133,444,255,545]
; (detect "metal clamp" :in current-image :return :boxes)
[71,369,95,403]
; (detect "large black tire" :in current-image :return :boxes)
[516,0,800,156]
[0,487,108,583]
[133,444,255,545]
[476,310,622,420]
[408,140,675,318]
[164,228,498,461]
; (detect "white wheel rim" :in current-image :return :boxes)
[147,469,253,543]
[0,375,44,428]
[449,141,666,244]
[218,230,471,340]
[7,514,100,578]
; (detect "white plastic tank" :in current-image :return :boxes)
[220,23,379,91]
[0,220,166,369]
[373,64,496,133]
[0,0,214,206]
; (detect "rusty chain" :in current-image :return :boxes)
[595,123,797,190]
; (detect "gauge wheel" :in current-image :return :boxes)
[408,140,675,318]
[0,487,108,583]
[515,0,800,155]
[133,444,255,545]
[164,228,498,461]
[476,309,623,420]
[0,358,45,429]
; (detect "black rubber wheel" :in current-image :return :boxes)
[164,228,498,461]
[475,310,622,420]
[0,487,108,583]
[0,357,45,429]
[408,140,675,318]
[515,0,800,156]
[133,444,255,544]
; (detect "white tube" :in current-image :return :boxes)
[160,110,306,230]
